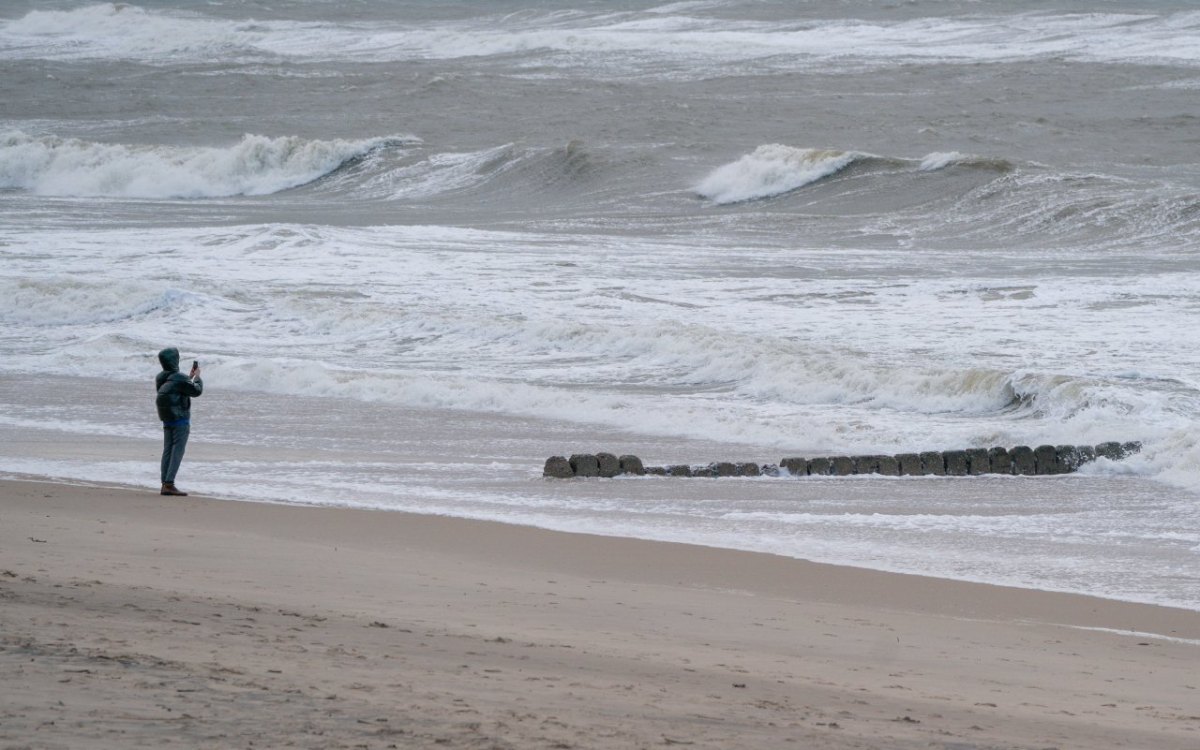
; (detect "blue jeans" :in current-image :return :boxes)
[161,422,190,484]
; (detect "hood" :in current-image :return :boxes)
[157,347,180,372]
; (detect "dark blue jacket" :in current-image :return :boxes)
[155,347,203,423]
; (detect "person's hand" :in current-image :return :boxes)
[190,364,200,379]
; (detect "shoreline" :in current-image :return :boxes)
[3,478,1199,749]
[4,372,1195,615]
[6,472,1199,622]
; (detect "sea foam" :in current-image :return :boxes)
[0,131,414,198]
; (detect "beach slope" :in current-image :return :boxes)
[2,479,1197,749]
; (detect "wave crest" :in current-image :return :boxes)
[919,151,1015,172]
[694,145,866,204]
[1,3,254,61]
[0,131,415,198]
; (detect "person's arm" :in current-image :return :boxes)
[177,370,203,397]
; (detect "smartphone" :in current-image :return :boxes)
[192,360,199,370]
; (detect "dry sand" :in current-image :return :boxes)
[1,478,1197,749]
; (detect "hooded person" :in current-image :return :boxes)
[155,347,203,496]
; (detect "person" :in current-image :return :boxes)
[155,347,203,496]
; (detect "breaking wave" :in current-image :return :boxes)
[0,3,299,62]
[346,143,524,201]
[0,131,415,198]
[694,145,1017,204]
[337,140,618,210]
[5,4,1200,69]
[694,145,870,204]
[0,264,1159,440]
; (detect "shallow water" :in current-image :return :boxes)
[3,375,1197,611]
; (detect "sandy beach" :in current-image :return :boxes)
[0,479,1196,749]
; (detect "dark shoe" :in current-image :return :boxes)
[160,483,188,496]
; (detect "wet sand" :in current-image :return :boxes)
[2,478,1198,749]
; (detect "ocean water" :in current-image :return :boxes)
[2,1,1199,609]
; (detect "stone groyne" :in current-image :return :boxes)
[543,442,1141,479]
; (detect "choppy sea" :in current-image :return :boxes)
[2,1,1199,609]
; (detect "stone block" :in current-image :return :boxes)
[569,454,599,477]
[1074,445,1095,468]
[692,464,718,478]
[1121,441,1143,457]
[807,457,832,476]
[780,457,808,476]
[596,452,620,478]
[543,456,574,478]
[618,455,645,475]
[1034,445,1059,475]
[1055,445,1082,473]
[1010,445,1036,475]
[736,462,761,477]
[920,451,945,476]
[666,464,692,477]
[987,447,1012,475]
[877,455,900,476]
[944,450,969,476]
[644,466,667,476]
[760,463,781,477]
[830,456,855,476]
[854,455,880,475]
[965,448,989,475]
[1094,441,1122,461]
[714,461,737,477]
[896,453,923,476]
